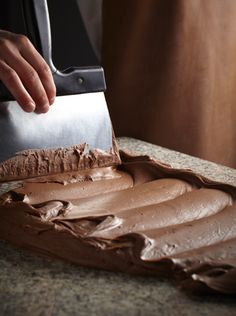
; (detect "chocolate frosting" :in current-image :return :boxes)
[0,140,121,182]
[0,151,235,295]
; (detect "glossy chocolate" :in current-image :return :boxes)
[0,151,235,295]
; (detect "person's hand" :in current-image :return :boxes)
[0,30,56,113]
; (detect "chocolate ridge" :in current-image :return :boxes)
[0,138,121,182]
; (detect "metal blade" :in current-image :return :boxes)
[0,92,113,163]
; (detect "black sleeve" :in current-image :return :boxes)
[0,0,25,34]
[47,0,98,68]
[0,0,98,68]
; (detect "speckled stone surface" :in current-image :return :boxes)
[0,137,236,316]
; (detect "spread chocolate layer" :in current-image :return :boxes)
[0,141,121,182]
[0,151,235,295]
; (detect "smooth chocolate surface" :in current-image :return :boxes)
[0,151,235,295]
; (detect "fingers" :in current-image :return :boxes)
[0,60,36,112]
[18,34,56,107]
[4,48,51,113]
[0,31,56,113]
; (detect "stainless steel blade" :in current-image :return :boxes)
[0,92,113,163]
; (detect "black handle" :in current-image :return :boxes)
[0,0,106,101]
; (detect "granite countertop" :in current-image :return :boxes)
[0,137,236,316]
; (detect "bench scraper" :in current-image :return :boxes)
[0,0,116,165]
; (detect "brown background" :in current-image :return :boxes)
[102,0,236,168]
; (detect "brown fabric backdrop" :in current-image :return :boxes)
[102,0,236,168]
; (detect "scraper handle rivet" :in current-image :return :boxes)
[77,77,84,85]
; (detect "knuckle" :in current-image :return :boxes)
[25,68,38,83]
[0,38,11,51]
[15,34,29,47]
[3,68,17,83]
[40,62,51,76]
